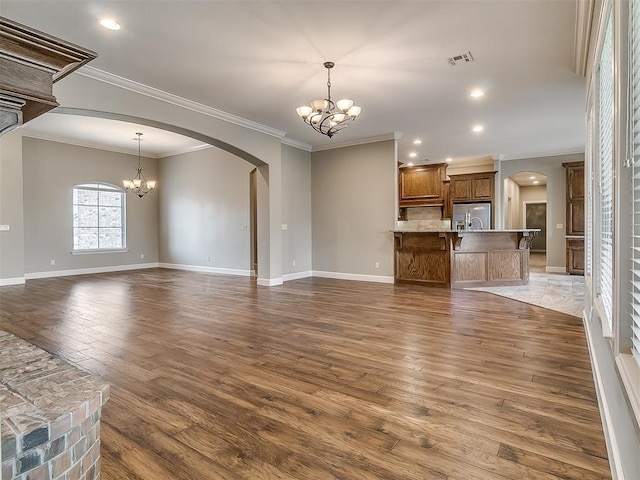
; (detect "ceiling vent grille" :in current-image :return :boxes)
[448,51,475,66]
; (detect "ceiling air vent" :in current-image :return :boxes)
[448,51,475,66]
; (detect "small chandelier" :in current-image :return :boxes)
[296,61,362,138]
[123,132,156,198]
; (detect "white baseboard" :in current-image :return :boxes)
[24,263,160,280]
[312,270,394,284]
[158,262,252,277]
[545,266,567,273]
[0,277,26,286]
[257,277,284,286]
[282,270,312,282]
[583,311,624,480]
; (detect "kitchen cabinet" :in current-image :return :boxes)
[399,163,448,207]
[449,172,496,203]
[563,161,584,275]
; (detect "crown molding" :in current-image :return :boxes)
[21,132,161,158]
[498,149,584,161]
[281,137,312,152]
[311,132,403,152]
[76,66,287,139]
[161,142,213,159]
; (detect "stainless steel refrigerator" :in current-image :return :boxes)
[452,202,492,230]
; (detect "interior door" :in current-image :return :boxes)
[525,202,546,252]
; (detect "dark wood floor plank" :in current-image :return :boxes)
[0,269,611,479]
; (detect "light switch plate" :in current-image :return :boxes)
[556,224,563,229]
[0,225,9,231]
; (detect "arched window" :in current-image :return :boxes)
[72,183,126,251]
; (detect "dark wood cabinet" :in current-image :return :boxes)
[567,238,585,274]
[449,172,496,203]
[563,161,585,275]
[399,163,448,207]
[564,162,585,235]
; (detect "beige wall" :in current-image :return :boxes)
[158,147,253,271]
[312,140,396,278]
[281,145,312,276]
[503,177,521,229]
[52,73,284,282]
[0,130,24,283]
[22,138,159,275]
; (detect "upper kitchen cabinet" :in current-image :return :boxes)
[399,163,448,207]
[563,161,585,235]
[449,172,497,203]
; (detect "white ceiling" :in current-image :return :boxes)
[5,1,585,163]
[509,171,548,187]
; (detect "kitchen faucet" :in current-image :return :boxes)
[469,216,484,230]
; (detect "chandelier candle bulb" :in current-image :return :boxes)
[336,99,354,112]
[296,61,361,138]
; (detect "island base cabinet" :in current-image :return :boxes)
[451,249,529,288]
[393,230,537,289]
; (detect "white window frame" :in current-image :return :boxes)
[594,9,616,337]
[72,182,127,254]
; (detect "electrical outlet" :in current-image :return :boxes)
[140,254,145,259]
[207,255,211,262]
[282,224,288,230]
[375,262,380,269]
[242,224,248,231]
[292,260,296,267]
[556,223,563,229]
[50,260,55,266]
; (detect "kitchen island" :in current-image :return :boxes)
[392,229,539,288]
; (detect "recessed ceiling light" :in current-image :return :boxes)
[532,180,540,185]
[528,175,536,180]
[472,125,484,133]
[446,157,453,163]
[470,89,485,98]
[99,18,121,30]
[407,162,414,167]
[409,152,417,158]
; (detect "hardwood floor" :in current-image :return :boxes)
[0,269,610,479]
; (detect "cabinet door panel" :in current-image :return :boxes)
[568,200,584,235]
[401,169,442,199]
[451,179,471,200]
[472,177,493,199]
[568,167,584,198]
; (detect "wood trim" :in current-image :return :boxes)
[0,17,96,130]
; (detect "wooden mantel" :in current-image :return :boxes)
[0,17,97,135]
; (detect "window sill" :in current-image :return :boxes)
[71,249,128,255]
[616,354,640,428]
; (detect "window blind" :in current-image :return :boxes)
[630,0,640,360]
[598,13,614,331]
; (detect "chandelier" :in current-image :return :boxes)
[123,132,156,198]
[296,61,362,138]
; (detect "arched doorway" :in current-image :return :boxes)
[504,171,548,272]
